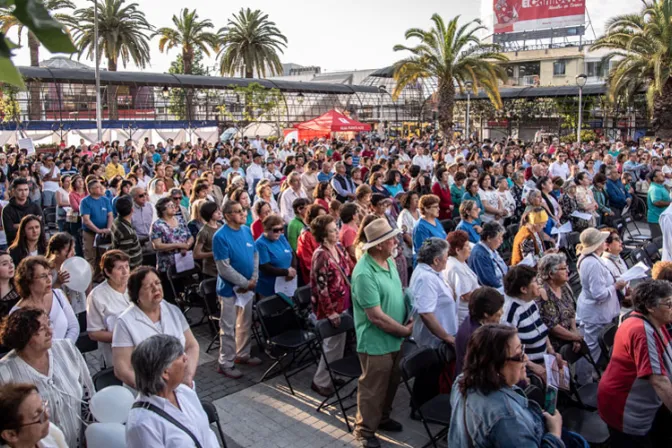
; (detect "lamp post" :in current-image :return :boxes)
[575,73,587,147]
[378,85,399,135]
[93,0,102,143]
[465,81,473,142]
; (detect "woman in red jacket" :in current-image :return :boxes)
[431,166,454,220]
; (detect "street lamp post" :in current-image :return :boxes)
[465,81,473,142]
[378,85,399,136]
[93,0,102,143]
[575,73,587,147]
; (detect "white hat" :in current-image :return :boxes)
[361,218,401,252]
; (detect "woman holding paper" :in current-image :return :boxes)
[575,172,598,227]
[112,266,199,390]
[255,214,297,298]
[560,181,591,232]
[511,208,554,266]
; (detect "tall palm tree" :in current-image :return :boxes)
[591,0,672,138]
[0,0,75,120]
[66,0,153,121]
[217,8,287,78]
[155,8,218,121]
[393,14,508,136]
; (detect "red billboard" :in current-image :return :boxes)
[494,0,585,34]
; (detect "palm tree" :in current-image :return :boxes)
[392,14,508,136]
[66,0,153,121]
[591,0,672,138]
[0,0,75,120]
[217,8,287,78]
[155,8,218,121]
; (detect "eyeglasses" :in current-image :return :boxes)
[658,301,672,309]
[16,400,49,428]
[506,345,526,363]
[136,193,146,198]
[271,227,284,233]
[172,196,182,201]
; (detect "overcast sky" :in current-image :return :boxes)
[7,0,642,74]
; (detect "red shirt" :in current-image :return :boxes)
[251,219,263,240]
[296,228,319,281]
[361,149,374,159]
[431,182,453,220]
[597,313,672,436]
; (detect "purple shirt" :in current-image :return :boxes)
[455,317,481,377]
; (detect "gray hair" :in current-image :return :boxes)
[334,161,345,171]
[537,253,567,281]
[527,189,541,201]
[130,186,145,198]
[481,222,505,241]
[417,237,449,265]
[131,334,184,396]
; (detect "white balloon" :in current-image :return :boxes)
[61,256,92,292]
[90,385,135,424]
[85,423,126,448]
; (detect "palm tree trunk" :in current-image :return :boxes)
[652,77,672,139]
[184,48,194,122]
[28,31,41,121]
[107,58,118,121]
[437,80,455,137]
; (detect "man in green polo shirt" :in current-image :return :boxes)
[647,169,671,239]
[351,218,413,448]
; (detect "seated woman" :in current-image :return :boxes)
[0,308,94,448]
[511,207,554,266]
[536,253,583,352]
[86,250,131,368]
[449,324,564,447]
[310,215,354,397]
[561,181,592,232]
[456,200,482,244]
[461,178,484,222]
[46,233,87,316]
[454,287,504,376]
[255,215,297,298]
[112,267,199,390]
[0,383,68,448]
[8,215,47,267]
[468,222,508,293]
[598,280,672,446]
[125,335,219,448]
[444,230,480,325]
[11,256,78,342]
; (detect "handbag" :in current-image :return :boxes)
[132,401,203,448]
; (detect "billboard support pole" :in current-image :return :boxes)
[576,74,587,144]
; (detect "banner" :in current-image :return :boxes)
[494,0,585,34]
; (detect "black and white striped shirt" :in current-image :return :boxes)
[501,295,549,362]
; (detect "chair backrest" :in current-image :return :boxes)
[598,324,618,361]
[524,384,545,409]
[76,332,98,354]
[644,242,661,262]
[200,400,218,424]
[559,340,592,366]
[256,295,301,339]
[92,367,123,391]
[441,219,456,234]
[631,249,652,267]
[400,346,441,381]
[315,314,354,340]
[293,285,312,311]
[653,236,664,249]
[199,278,219,318]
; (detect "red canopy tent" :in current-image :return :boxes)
[289,109,371,140]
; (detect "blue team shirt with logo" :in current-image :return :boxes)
[255,235,293,297]
[213,224,257,297]
[79,195,112,232]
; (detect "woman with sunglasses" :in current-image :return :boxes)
[255,215,296,298]
[449,324,565,447]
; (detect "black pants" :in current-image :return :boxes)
[608,406,672,448]
[650,222,662,239]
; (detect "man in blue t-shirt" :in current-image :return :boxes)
[213,199,260,379]
[80,179,112,280]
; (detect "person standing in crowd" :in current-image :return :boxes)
[2,178,42,245]
[79,179,113,279]
[287,197,310,252]
[39,155,60,208]
[193,201,222,279]
[310,214,354,397]
[213,200,261,379]
[245,152,265,197]
[110,195,143,270]
[251,200,271,240]
[468,222,507,292]
[8,215,47,266]
[412,194,447,256]
[444,230,481,325]
[297,204,327,282]
[150,196,193,284]
[431,166,454,220]
[647,169,671,239]
[67,174,85,256]
[55,175,71,232]
[0,251,18,318]
[351,218,412,448]
[255,215,296,298]
[280,172,308,224]
[339,202,361,265]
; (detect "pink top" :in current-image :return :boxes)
[69,191,86,212]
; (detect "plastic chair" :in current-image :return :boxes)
[400,347,453,448]
[201,400,228,448]
[92,367,123,391]
[314,314,362,432]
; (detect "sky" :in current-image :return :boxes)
[7,0,643,74]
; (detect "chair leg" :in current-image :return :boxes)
[206,334,219,353]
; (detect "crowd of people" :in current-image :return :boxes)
[0,133,669,447]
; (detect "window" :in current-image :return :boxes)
[586,61,605,78]
[553,60,566,76]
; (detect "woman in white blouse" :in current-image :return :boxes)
[576,228,627,362]
[397,191,420,271]
[10,256,78,343]
[478,173,504,224]
[253,180,280,218]
[0,308,94,448]
[496,177,516,223]
[148,178,168,206]
[86,250,131,368]
[444,230,480,325]
[126,335,218,448]
[112,266,199,390]
[575,172,599,226]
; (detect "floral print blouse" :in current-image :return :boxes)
[151,218,192,272]
[310,244,354,320]
[536,283,576,350]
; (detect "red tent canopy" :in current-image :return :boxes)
[294,109,371,133]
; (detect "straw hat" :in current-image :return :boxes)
[579,228,610,255]
[361,218,401,252]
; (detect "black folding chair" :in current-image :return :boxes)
[598,323,618,368]
[643,241,661,265]
[561,407,610,445]
[92,367,122,391]
[400,347,453,448]
[201,400,228,448]
[293,285,315,329]
[621,213,649,246]
[314,314,361,432]
[199,278,220,353]
[565,231,581,265]
[559,341,601,410]
[630,248,652,268]
[524,384,545,409]
[74,311,99,364]
[441,219,456,234]
[167,265,203,322]
[257,295,318,395]
[43,206,58,231]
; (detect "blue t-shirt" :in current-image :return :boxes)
[648,182,670,224]
[456,220,481,243]
[255,235,293,297]
[413,218,448,254]
[213,224,257,297]
[317,171,334,183]
[79,195,112,232]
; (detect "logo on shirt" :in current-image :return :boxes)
[246,243,253,248]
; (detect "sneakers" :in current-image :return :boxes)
[311,381,335,397]
[217,365,243,379]
[378,418,403,432]
[355,434,381,448]
[234,356,263,366]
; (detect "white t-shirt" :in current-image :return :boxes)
[86,280,131,366]
[39,165,61,191]
[112,300,189,350]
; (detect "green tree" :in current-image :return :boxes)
[591,0,672,138]
[392,14,508,136]
[167,49,209,120]
[66,0,153,120]
[217,8,287,78]
[217,82,286,136]
[155,8,218,121]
